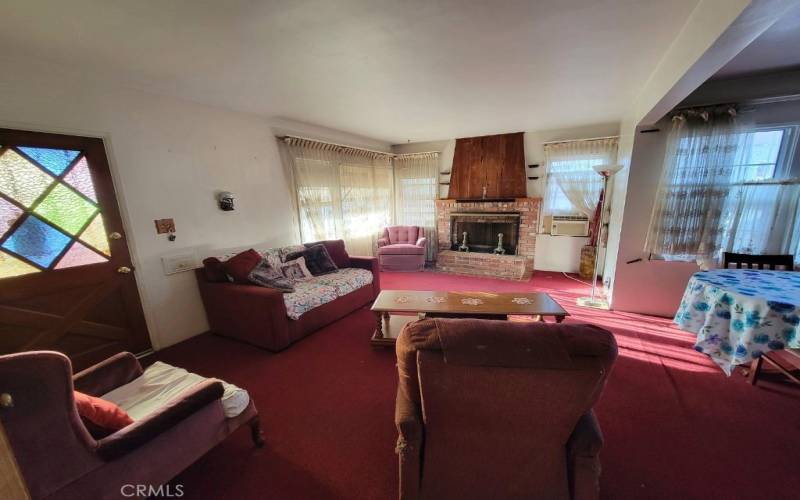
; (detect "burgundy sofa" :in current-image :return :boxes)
[395,318,618,500]
[196,239,380,351]
[377,226,427,271]
[0,351,262,500]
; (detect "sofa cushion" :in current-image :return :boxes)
[282,268,373,320]
[248,259,295,292]
[286,244,338,276]
[377,244,425,255]
[304,240,351,268]
[102,361,250,420]
[387,226,421,244]
[223,249,262,283]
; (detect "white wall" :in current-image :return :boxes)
[0,58,390,349]
[611,77,800,316]
[394,123,619,273]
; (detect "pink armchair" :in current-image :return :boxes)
[377,226,426,272]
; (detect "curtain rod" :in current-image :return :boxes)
[278,135,440,158]
[736,177,800,186]
[278,135,393,157]
[676,93,800,111]
[541,135,620,146]
[395,151,440,156]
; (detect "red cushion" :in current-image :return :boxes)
[304,240,351,268]
[74,391,133,432]
[222,249,262,283]
[201,257,228,283]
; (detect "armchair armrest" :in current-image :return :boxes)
[96,379,225,461]
[73,352,143,397]
[349,256,380,298]
[395,388,423,500]
[415,237,427,248]
[377,237,390,247]
[566,410,603,500]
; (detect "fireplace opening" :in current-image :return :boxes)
[450,212,520,255]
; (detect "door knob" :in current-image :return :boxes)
[0,393,13,408]
[117,266,132,274]
[109,232,122,240]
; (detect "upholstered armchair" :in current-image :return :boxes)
[395,318,618,500]
[377,226,426,271]
[0,351,262,500]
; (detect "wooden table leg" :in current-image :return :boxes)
[748,356,763,385]
[555,315,565,323]
[374,310,384,339]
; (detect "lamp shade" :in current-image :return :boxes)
[592,164,623,177]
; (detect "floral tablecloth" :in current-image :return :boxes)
[675,269,800,375]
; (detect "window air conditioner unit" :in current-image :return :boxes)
[550,215,590,237]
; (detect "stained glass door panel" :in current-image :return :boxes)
[0,129,150,369]
[0,145,109,274]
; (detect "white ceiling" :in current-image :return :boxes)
[0,0,700,143]
[714,4,800,79]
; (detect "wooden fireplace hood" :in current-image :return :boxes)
[448,132,526,200]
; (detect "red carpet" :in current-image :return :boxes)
[157,271,800,499]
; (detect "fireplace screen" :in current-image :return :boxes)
[450,212,520,255]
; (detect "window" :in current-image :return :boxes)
[544,157,608,215]
[646,113,800,262]
[542,137,619,218]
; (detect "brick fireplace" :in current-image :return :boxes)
[434,198,541,280]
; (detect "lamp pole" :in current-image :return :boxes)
[578,164,622,310]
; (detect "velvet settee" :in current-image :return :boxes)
[395,318,618,500]
[377,226,427,272]
[0,351,262,500]
[196,240,380,351]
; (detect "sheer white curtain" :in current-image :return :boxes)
[645,107,743,262]
[543,138,618,216]
[282,138,393,256]
[722,182,800,262]
[394,152,439,260]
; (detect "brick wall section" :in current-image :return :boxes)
[434,198,541,281]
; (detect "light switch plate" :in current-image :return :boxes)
[161,251,199,275]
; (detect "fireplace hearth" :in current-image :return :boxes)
[450,212,520,254]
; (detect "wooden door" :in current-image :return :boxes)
[0,129,151,370]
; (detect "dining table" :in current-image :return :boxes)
[674,269,800,375]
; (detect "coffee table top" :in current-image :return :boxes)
[371,290,569,317]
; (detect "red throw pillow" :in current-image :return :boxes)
[74,391,133,433]
[222,249,262,283]
[201,257,228,283]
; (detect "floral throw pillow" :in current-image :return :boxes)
[248,259,295,293]
[280,256,313,281]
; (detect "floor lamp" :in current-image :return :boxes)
[577,164,623,309]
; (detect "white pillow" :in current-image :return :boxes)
[280,256,313,281]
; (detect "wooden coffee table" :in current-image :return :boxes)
[370,290,569,347]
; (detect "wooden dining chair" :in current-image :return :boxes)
[749,349,800,387]
[722,252,794,270]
